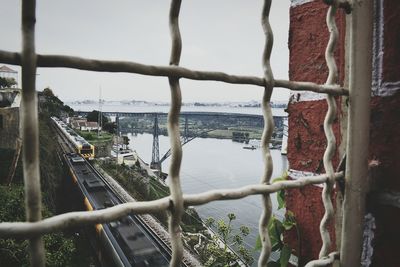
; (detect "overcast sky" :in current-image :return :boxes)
[0,0,290,102]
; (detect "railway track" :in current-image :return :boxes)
[51,118,193,267]
[85,162,176,262]
[86,155,195,267]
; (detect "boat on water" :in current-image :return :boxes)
[242,142,282,150]
[243,139,260,150]
[243,145,257,150]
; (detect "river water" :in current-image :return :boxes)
[71,103,288,262]
[127,132,288,261]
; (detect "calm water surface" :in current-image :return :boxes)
[128,133,288,261]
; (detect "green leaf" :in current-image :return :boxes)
[286,211,296,223]
[272,171,288,184]
[277,189,285,209]
[282,220,295,230]
[240,225,250,236]
[233,234,243,245]
[274,218,284,234]
[282,211,297,230]
[255,235,262,251]
[269,217,283,250]
[272,177,286,183]
[227,213,236,221]
[205,217,215,227]
[280,245,291,267]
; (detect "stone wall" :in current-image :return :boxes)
[93,140,112,158]
[0,107,19,149]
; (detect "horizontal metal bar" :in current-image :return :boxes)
[324,0,352,14]
[0,172,343,238]
[0,50,348,96]
[304,251,340,267]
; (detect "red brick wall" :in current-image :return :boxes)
[286,0,400,266]
[285,1,345,265]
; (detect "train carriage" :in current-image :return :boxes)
[51,117,95,159]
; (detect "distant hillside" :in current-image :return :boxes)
[38,87,74,118]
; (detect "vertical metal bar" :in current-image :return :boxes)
[21,0,45,266]
[259,0,274,266]
[319,1,339,259]
[168,0,184,266]
[340,0,373,266]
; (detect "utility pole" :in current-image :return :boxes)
[115,114,120,174]
[97,86,102,137]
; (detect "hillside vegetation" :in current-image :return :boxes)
[0,88,93,266]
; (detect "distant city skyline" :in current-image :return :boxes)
[0,0,290,102]
[66,98,288,105]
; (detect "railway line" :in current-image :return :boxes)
[51,117,193,267]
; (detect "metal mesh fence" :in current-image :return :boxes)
[0,0,369,266]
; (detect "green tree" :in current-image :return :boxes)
[0,77,17,88]
[204,213,253,266]
[86,110,108,126]
[38,87,74,117]
[103,121,117,134]
[42,87,55,97]
[0,185,79,266]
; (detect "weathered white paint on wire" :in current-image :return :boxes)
[0,172,343,238]
[21,0,45,266]
[318,0,339,260]
[258,0,275,266]
[0,0,367,266]
[0,50,348,96]
[304,252,340,267]
[290,0,314,7]
[167,0,185,266]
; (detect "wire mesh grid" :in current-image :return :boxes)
[0,0,350,266]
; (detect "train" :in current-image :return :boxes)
[52,116,173,266]
[65,152,170,266]
[51,117,95,159]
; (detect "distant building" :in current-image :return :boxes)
[70,117,101,132]
[0,65,18,88]
[0,89,21,149]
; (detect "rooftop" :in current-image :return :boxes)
[0,65,17,73]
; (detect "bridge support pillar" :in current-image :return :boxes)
[151,114,160,174]
[150,161,161,173]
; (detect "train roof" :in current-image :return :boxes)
[52,116,93,147]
